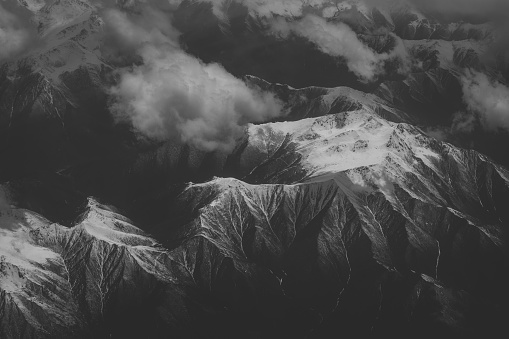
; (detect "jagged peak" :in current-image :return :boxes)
[73,197,158,247]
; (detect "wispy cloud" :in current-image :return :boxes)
[174,0,336,18]
[461,70,509,131]
[269,14,409,81]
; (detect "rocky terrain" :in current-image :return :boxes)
[1,0,509,338]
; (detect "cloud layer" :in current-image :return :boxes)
[239,0,508,19]
[0,2,35,61]
[462,70,509,131]
[105,7,283,152]
[270,14,408,81]
[408,0,509,19]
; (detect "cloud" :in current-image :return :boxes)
[461,70,509,131]
[451,110,477,133]
[173,0,509,23]
[423,110,479,142]
[105,7,284,152]
[181,0,336,18]
[0,2,37,62]
[100,5,180,63]
[270,14,408,81]
[245,0,333,18]
[424,126,450,141]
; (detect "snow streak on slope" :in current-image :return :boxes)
[1,1,509,338]
[2,99,509,336]
[29,0,104,83]
[0,186,85,338]
[166,142,509,335]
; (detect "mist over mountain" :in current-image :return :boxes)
[1,1,509,338]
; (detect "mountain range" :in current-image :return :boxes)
[1,0,509,338]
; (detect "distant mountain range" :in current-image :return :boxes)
[1,1,509,338]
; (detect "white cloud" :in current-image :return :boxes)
[270,14,408,81]
[187,0,336,18]
[174,1,408,81]
[0,3,32,61]
[461,70,509,131]
[105,8,284,152]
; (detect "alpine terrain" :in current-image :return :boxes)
[1,0,509,338]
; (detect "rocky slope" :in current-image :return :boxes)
[1,189,174,338]
[1,0,509,338]
[2,106,509,337]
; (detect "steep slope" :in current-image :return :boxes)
[245,75,410,122]
[0,0,104,126]
[155,109,509,337]
[0,0,120,182]
[163,172,508,337]
[2,104,509,337]
[1,1,509,338]
[0,188,171,338]
[0,186,86,338]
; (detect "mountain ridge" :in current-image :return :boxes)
[1,0,509,338]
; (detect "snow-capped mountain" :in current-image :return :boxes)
[1,0,509,338]
[2,106,509,337]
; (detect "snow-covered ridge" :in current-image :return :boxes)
[1,1,508,337]
[0,184,83,337]
[248,109,439,179]
[0,190,168,337]
[27,0,104,82]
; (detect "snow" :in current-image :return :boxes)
[336,2,353,12]
[16,0,104,83]
[0,191,156,294]
[352,1,372,19]
[21,0,46,12]
[322,6,338,18]
[36,0,94,36]
[252,109,436,175]
[0,199,60,293]
[298,115,393,174]
[79,200,159,247]
[0,227,58,270]
[248,108,443,200]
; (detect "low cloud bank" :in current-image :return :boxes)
[104,7,283,152]
[270,14,409,81]
[0,2,38,62]
[461,70,509,132]
[170,0,335,18]
[175,1,410,81]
